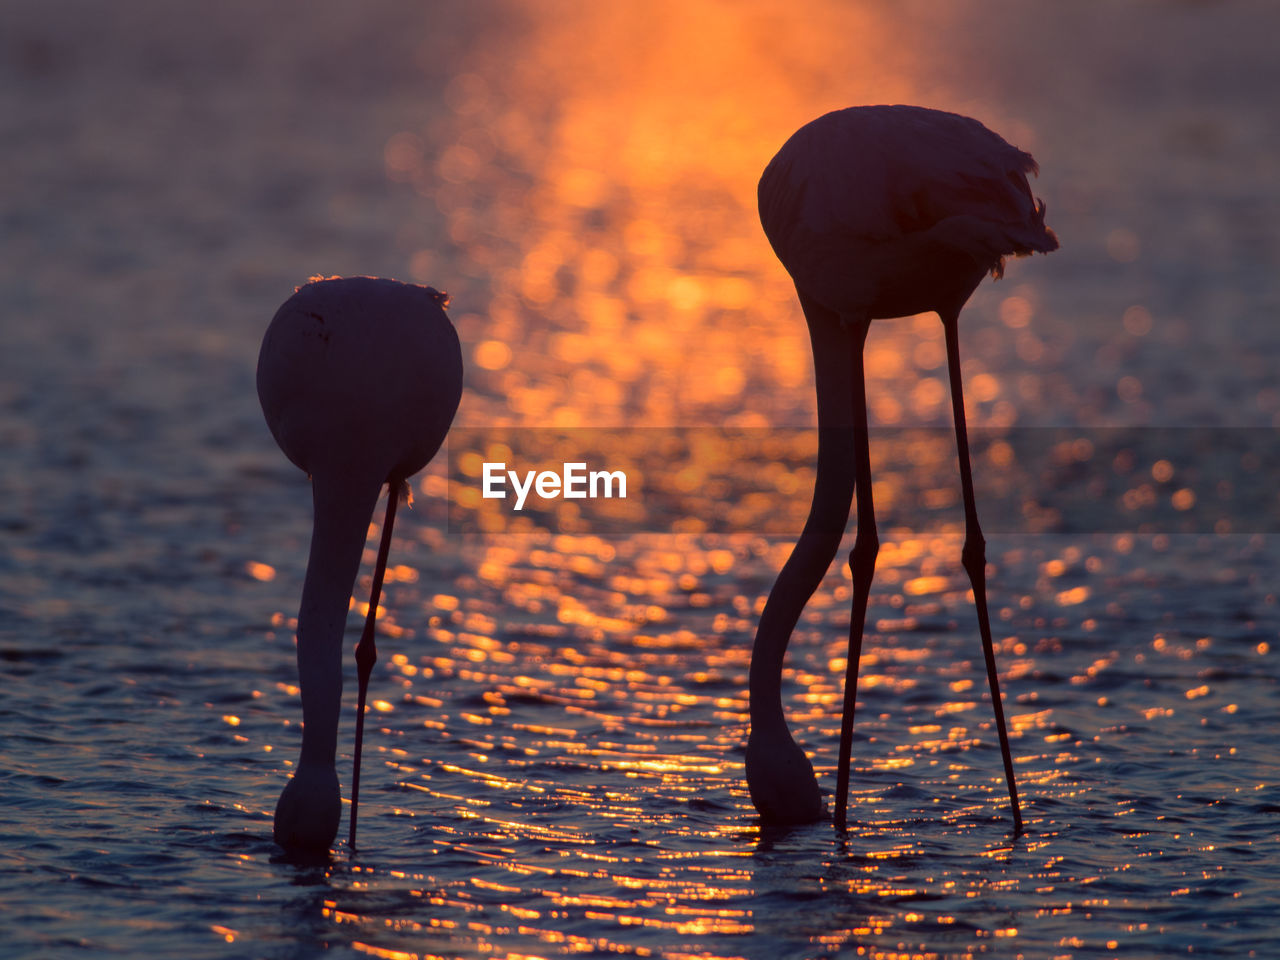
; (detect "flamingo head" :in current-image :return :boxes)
[273,762,341,852]
[745,726,824,824]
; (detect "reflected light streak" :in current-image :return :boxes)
[395,1,921,431]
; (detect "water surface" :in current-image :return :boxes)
[2,2,1278,957]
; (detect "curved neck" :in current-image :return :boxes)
[748,635,787,731]
[294,471,382,767]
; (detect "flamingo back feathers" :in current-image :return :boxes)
[759,105,1057,286]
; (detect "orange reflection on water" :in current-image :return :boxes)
[393,1,928,429]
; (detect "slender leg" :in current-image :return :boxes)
[835,318,878,827]
[746,298,855,823]
[942,314,1023,834]
[348,485,399,849]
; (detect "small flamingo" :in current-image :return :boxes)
[747,106,1057,830]
[258,276,462,851]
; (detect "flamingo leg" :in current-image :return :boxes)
[348,485,399,849]
[835,318,877,827]
[941,314,1023,835]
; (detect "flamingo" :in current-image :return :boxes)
[745,106,1057,831]
[257,276,463,851]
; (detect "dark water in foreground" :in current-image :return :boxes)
[6,525,1280,958]
[3,2,1279,957]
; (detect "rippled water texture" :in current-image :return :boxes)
[3,1,1279,957]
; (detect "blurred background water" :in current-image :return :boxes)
[2,1,1278,957]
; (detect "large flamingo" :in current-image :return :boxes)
[258,276,462,851]
[746,106,1057,831]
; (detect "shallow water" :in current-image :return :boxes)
[3,1,1279,958]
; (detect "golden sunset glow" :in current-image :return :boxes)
[8,0,1267,957]
[391,1,938,436]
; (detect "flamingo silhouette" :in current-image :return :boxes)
[746,106,1057,831]
[258,276,462,851]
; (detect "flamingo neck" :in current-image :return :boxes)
[294,471,382,767]
[748,625,789,733]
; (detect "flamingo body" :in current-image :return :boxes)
[759,105,1057,323]
[748,106,1055,829]
[258,276,462,851]
[258,276,461,484]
